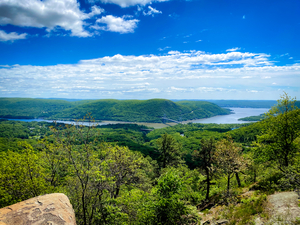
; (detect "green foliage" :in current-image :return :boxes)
[192,138,217,199]
[0,120,52,140]
[146,123,238,168]
[116,188,155,224]
[223,193,267,225]
[97,124,157,159]
[250,168,282,194]
[152,168,200,225]
[238,114,265,121]
[215,138,247,195]
[46,119,155,225]
[176,100,231,118]
[255,93,300,169]
[146,122,235,140]
[156,133,183,169]
[0,98,77,118]
[278,154,300,191]
[229,122,262,145]
[0,142,48,207]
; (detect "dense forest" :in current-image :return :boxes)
[0,93,300,224]
[0,98,230,122]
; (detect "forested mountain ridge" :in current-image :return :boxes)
[0,98,230,122]
[0,98,75,119]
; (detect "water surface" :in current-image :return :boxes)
[187,107,269,124]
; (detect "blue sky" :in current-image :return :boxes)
[0,0,299,100]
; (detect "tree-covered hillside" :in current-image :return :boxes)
[54,99,230,122]
[0,98,230,123]
[0,98,78,119]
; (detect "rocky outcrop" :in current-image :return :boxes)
[267,191,300,225]
[0,193,76,225]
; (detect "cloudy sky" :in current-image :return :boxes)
[0,0,299,100]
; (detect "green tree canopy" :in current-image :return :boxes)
[156,133,183,169]
[256,92,300,170]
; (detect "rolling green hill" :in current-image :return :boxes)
[52,99,230,122]
[0,98,75,119]
[0,98,230,123]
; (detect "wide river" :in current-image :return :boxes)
[185,107,270,124]
[1,107,270,126]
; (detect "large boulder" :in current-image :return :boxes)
[0,193,76,225]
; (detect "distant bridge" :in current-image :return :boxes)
[140,129,154,132]
[161,114,182,124]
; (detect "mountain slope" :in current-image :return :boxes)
[0,98,75,119]
[52,99,230,122]
[0,98,230,123]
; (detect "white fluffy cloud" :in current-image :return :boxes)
[143,6,162,16]
[0,29,27,42]
[88,0,168,8]
[94,15,139,33]
[0,0,104,37]
[1,51,299,99]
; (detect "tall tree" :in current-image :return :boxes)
[105,145,150,199]
[50,121,107,225]
[48,116,152,225]
[256,92,300,170]
[215,138,246,195]
[156,133,183,169]
[192,138,216,200]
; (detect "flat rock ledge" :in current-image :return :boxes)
[267,191,300,224]
[0,193,76,225]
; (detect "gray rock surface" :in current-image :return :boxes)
[267,191,300,224]
[0,193,76,225]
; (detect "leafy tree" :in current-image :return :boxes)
[40,139,69,189]
[49,119,116,225]
[0,142,47,207]
[116,188,155,224]
[192,138,217,200]
[152,168,199,225]
[156,133,183,169]
[256,92,300,170]
[215,138,246,195]
[105,144,151,199]
[48,117,153,225]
